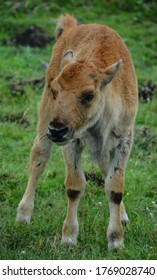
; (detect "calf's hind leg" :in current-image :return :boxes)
[105,167,125,250]
[61,141,86,246]
[106,136,132,250]
[16,135,52,223]
[99,132,132,250]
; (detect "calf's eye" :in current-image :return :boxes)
[80,92,94,105]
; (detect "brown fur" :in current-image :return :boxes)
[16,14,138,250]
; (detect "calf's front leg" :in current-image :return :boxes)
[16,135,52,223]
[61,141,86,246]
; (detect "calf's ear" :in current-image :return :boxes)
[61,50,75,68]
[100,59,122,90]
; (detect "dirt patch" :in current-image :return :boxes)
[85,172,104,187]
[135,127,157,151]
[0,172,17,187]
[139,81,157,103]
[12,25,55,47]
[8,77,45,97]
[0,172,11,182]
[0,172,18,202]
[1,111,30,128]
[0,172,18,188]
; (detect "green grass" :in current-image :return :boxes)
[0,0,157,260]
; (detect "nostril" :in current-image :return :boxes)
[48,127,58,138]
[49,121,67,131]
[48,121,69,140]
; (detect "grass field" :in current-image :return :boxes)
[0,1,157,260]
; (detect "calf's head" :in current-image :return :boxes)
[47,50,121,145]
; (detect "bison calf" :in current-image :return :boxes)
[16,14,138,250]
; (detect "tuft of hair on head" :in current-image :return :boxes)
[55,14,78,40]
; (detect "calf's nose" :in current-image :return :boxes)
[47,121,69,143]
